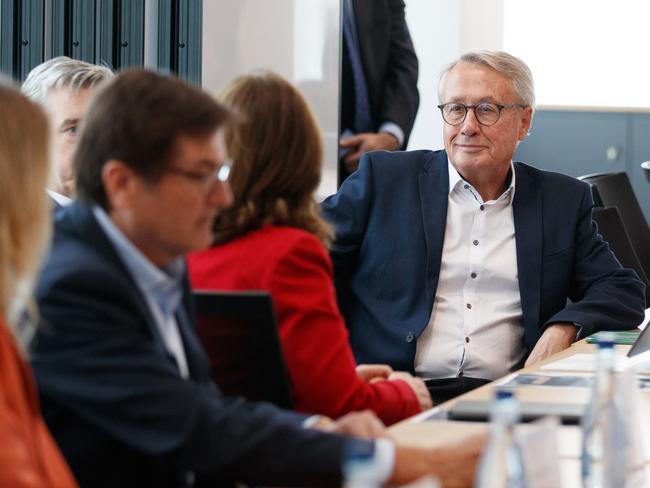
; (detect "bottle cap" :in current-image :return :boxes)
[495,388,514,400]
[596,331,616,349]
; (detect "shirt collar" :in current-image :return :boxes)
[92,206,185,318]
[47,189,73,207]
[447,159,516,205]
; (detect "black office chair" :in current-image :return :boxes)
[193,290,294,409]
[579,172,650,281]
[592,206,650,303]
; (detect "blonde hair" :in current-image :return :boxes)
[0,80,51,338]
[214,70,334,247]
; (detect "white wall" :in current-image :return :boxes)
[404,0,459,151]
[503,0,650,109]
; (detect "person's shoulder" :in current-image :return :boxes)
[515,161,589,192]
[39,207,127,295]
[259,226,326,256]
[361,149,445,177]
[365,148,441,165]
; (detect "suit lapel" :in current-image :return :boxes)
[419,152,449,309]
[512,163,543,346]
[66,203,180,369]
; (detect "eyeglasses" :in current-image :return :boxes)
[437,102,526,126]
[165,161,231,193]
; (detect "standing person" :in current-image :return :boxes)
[22,56,113,207]
[0,81,77,487]
[323,51,646,404]
[188,71,431,426]
[339,0,419,179]
[31,69,482,488]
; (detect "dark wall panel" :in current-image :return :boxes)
[630,114,650,222]
[514,110,628,177]
[514,110,650,221]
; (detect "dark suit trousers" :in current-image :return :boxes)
[424,377,490,405]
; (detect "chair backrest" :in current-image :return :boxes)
[592,206,650,303]
[579,172,650,279]
[193,290,294,409]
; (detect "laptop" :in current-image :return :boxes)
[627,325,650,358]
[446,399,584,425]
[193,290,294,409]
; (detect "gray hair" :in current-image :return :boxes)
[438,50,535,110]
[22,56,113,104]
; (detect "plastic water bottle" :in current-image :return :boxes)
[474,389,526,488]
[342,444,380,488]
[581,333,627,488]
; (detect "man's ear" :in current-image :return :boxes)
[518,106,534,141]
[101,160,136,210]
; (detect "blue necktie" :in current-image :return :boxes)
[343,0,372,133]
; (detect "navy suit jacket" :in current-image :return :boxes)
[341,0,419,147]
[322,150,646,373]
[31,203,370,487]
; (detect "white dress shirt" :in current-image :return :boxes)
[415,160,527,380]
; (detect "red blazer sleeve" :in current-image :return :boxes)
[268,233,420,425]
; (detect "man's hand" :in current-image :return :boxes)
[524,323,578,367]
[390,433,487,487]
[356,364,394,383]
[388,372,433,411]
[312,410,388,439]
[340,132,399,173]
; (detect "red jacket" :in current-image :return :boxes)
[188,226,420,425]
[0,318,77,487]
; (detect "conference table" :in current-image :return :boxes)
[388,339,650,487]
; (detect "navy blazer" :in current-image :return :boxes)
[31,203,369,487]
[322,150,646,373]
[341,0,419,147]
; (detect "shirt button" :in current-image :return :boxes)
[464,184,469,189]
[459,371,464,377]
[473,239,479,246]
[480,205,485,211]
[406,332,414,343]
[471,272,477,279]
[466,303,472,309]
[465,336,470,343]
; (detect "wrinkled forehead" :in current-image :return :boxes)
[43,86,95,120]
[439,62,517,103]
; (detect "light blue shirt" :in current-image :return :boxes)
[92,206,190,378]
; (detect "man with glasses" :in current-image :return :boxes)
[323,50,645,403]
[31,69,484,487]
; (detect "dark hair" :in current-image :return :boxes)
[75,69,230,209]
[214,71,333,247]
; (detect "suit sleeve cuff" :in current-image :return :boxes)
[379,122,405,148]
[374,438,396,484]
[543,321,582,340]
